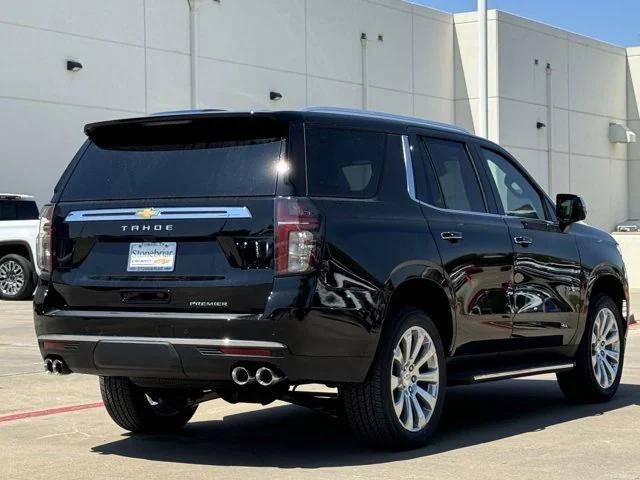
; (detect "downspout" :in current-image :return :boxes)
[188,0,202,109]
[546,63,553,194]
[477,0,488,138]
[361,33,368,110]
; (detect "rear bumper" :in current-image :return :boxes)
[34,306,376,384]
[36,333,370,383]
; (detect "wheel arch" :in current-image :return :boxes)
[378,263,455,356]
[587,271,628,324]
[577,266,629,346]
[0,240,34,263]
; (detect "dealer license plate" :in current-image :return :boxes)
[127,242,177,272]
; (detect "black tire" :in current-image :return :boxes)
[557,294,625,403]
[100,376,198,433]
[0,254,35,301]
[340,307,446,450]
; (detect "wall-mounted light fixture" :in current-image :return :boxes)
[270,91,283,101]
[536,121,546,129]
[609,122,637,143]
[66,60,83,72]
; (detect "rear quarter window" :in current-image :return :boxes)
[305,127,385,198]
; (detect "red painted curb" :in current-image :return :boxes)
[0,402,103,424]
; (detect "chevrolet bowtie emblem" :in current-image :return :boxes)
[137,208,159,219]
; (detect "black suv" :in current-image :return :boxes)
[34,108,629,449]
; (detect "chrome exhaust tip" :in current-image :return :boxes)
[231,366,254,386]
[256,367,281,387]
[52,359,66,375]
[44,358,53,374]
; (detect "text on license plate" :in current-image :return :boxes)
[127,242,176,272]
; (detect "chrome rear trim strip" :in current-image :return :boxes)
[473,362,575,382]
[38,334,286,350]
[65,206,252,222]
[44,309,259,321]
[401,135,418,203]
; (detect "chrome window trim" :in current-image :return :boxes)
[65,206,252,222]
[401,134,503,220]
[44,309,259,321]
[402,135,418,202]
[38,334,286,350]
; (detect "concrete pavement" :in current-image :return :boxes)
[2,299,640,480]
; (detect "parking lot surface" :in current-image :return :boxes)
[2,299,640,480]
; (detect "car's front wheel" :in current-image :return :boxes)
[340,308,446,449]
[100,376,198,433]
[557,294,625,403]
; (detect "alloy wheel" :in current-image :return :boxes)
[591,307,621,389]
[390,326,439,432]
[0,260,25,297]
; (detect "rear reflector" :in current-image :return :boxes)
[43,340,65,350]
[43,340,79,351]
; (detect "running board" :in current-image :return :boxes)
[472,362,575,383]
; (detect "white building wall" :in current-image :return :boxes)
[0,0,455,207]
[452,11,500,141]
[0,0,148,206]
[454,11,631,232]
[627,47,640,220]
[0,0,636,233]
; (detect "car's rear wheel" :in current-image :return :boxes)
[340,308,446,449]
[100,376,198,433]
[557,294,625,403]
[0,254,35,301]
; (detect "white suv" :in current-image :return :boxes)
[0,194,40,300]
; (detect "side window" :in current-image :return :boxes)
[421,137,486,213]
[0,201,18,221]
[306,127,385,198]
[480,148,545,220]
[412,138,445,208]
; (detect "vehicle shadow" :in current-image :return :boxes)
[91,378,640,468]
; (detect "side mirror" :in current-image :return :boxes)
[556,193,587,229]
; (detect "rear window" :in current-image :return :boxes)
[0,201,38,220]
[305,127,385,198]
[61,116,288,201]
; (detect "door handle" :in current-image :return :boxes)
[514,236,533,246]
[441,231,463,242]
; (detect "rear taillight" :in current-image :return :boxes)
[275,197,321,275]
[36,205,54,273]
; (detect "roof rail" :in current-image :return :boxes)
[301,106,469,134]
[151,108,227,117]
